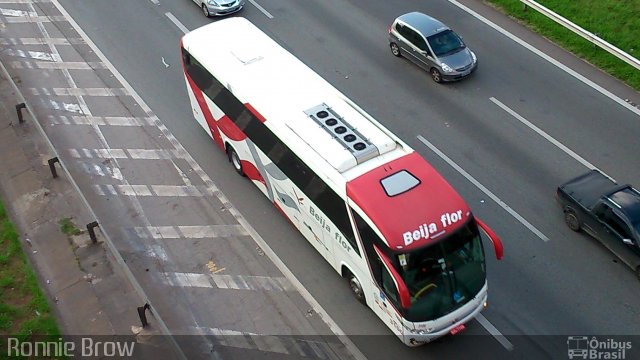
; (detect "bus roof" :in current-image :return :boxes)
[181,17,400,175]
[347,152,471,251]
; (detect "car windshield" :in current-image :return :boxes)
[396,219,486,322]
[427,29,465,57]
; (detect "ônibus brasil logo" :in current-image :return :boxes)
[567,336,632,359]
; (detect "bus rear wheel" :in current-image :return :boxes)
[348,273,366,305]
[227,146,244,176]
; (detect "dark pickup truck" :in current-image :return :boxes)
[557,170,640,280]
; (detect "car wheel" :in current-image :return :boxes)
[348,273,366,305]
[202,4,210,17]
[390,42,401,57]
[430,68,442,83]
[227,146,244,176]
[564,210,581,232]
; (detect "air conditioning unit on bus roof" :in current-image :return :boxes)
[305,103,380,164]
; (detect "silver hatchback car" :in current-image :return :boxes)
[388,12,477,83]
[194,0,245,17]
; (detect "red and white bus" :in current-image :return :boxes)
[181,17,503,346]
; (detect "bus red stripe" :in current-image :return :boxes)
[241,160,265,185]
[184,72,224,150]
[218,114,247,141]
[245,103,266,123]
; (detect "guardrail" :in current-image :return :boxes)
[521,0,640,71]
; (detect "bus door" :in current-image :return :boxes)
[369,245,408,337]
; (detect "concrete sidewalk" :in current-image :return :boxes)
[0,66,173,358]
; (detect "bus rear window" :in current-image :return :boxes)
[380,170,420,197]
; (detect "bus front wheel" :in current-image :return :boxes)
[227,146,245,176]
[348,273,366,305]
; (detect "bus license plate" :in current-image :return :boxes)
[450,324,466,335]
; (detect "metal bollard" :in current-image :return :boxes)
[137,303,151,328]
[48,157,60,178]
[86,221,99,244]
[15,103,26,123]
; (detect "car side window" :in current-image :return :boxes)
[395,23,409,39]
[601,207,633,240]
[412,33,428,52]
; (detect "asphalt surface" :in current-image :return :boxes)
[2,0,640,359]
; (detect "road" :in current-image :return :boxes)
[11,0,640,358]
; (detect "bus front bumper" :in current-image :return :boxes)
[403,283,488,346]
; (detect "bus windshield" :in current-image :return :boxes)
[397,219,486,322]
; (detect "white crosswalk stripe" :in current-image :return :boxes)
[68,148,179,160]
[161,272,294,292]
[189,326,342,359]
[93,185,209,197]
[30,87,128,96]
[0,37,85,45]
[48,115,156,126]
[5,15,66,23]
[134,225,248,239]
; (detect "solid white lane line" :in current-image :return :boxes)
[446,0,640,117]
[417,135,550,242]
[476,313,514,351]
[248,0,273,19]
[165,12,189,35]
[490,97,614,180]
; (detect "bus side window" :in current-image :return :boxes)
[352,210,382,284]
[268,142,287,163]
[304,176,327,202]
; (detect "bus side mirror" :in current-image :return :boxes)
[475,218,503,260]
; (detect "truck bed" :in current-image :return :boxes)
[558,170,619,209]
